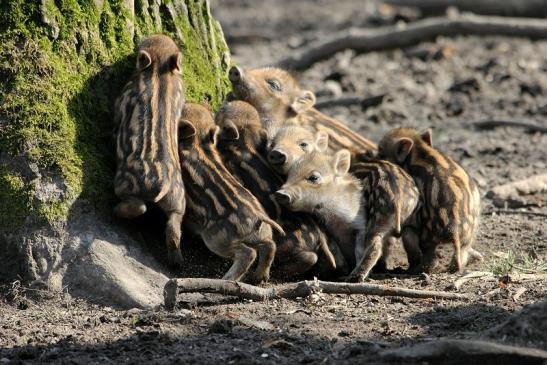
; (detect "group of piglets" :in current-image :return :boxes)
[114,35,482,284]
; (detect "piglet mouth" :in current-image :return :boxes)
[313,203,324,214]
[230,84,251,102]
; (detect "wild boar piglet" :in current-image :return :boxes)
[276,146,421,281]
[377,128,482,272]
[178,103,283,283]
[114,34,186,266]
[267,124,328,175]
[216,100,347,277]
[229,66,376,153]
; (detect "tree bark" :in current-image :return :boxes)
[0,0,230,308]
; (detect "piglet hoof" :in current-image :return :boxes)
[167,249,184,267]
[389,266,407,275]
[406,265,422,275]
[340,274,366,283]
[372,261,388,273]
[247,273,269,285]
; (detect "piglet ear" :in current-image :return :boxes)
[395,137,413,163]
[137,50,152,71]
[219,120,240,141]
[290,90,316,115]
[315,131,329,152]
[209,126,220,145]
[333,149,351,176]
[170,52,182,73]
[420,128,433,146]
[178,119,196,139]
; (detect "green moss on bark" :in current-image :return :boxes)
[0,169,34,229]
[0,0,230,229]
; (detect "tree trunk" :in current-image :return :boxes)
[0,0,230,309]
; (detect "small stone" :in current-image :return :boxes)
[125,308,142,316]
[321,80,343,98]
[176,309,193,317]
[208,319,236,334]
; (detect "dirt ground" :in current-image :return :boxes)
[1,0,546,363]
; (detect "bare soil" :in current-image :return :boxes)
[1,1,546,363]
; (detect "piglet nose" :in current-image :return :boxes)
[229,66,243,83]
[268,150,287,165]
[275,191,292,206]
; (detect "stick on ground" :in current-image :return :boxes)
[275,14,547,70]
[380,339,547,364]
[383,0,547,18]
[164,278,470,309]
[482,209,547,218]
[452,271,494,290]
[472,120,547,133]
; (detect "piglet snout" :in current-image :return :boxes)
[275,191,292,205]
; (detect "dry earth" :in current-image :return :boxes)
[1,0,546,364]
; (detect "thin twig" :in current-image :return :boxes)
[512,287,527,301]
[164,278,470,309]
[276,14,547,70]
[472,120,547,133]
[482,209,547,218]
[452,271,494,290]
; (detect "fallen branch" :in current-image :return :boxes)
[380,339,547,364]
[315,94,386,110]
[383,0,547,18]
[483,209,547,218]
[275,14,547,70]
[164,278,470,309]
[472,120,547,133]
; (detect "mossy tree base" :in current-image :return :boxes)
[0,0,230,286]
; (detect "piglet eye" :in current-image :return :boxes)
[267,79,282,92]
[307,173,320,184]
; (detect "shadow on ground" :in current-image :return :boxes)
[407,302,512,338]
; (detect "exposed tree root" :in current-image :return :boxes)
[164,278,470,309]
[276,14,547,70]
